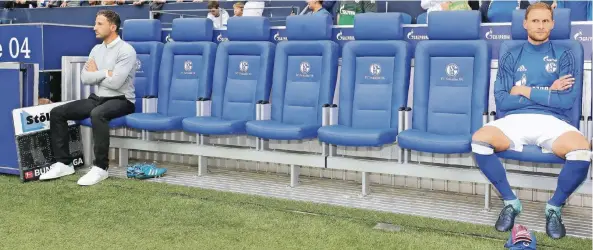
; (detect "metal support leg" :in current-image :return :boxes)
[198,156,207,176]
[362,172,370,196]
[118,148,129,168]
[290,164,300,187]
[81,126,93,167]
[483,184,491,211]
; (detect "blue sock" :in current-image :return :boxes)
[472,141,517,201]
[549,150,590,207]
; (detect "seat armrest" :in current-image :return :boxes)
[587,116,593,144]
[482,112,488,126]
[142,97,158,113]
[489,111,496,123]
[196,97,211,116]
[322,104,338,126]
[257,100,271,120]
[404,107,412,130]
[398,107,406,133]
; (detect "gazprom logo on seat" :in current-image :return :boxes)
[182,60,196,75]
[365,63,385,80]
[217,34,229,42]
[273,31,287,42]
[573,30,592,42]
[441,63,463,81]
[406,29,428,40]
[236,60,252,76]
[484,28,511,40]
[20,111,48,133]
[297,61,313,78]
[336,31,354,41]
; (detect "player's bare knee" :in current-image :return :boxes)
[554,132,590,160]
[472,127,496,155]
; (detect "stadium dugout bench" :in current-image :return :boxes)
[103,12,591,210]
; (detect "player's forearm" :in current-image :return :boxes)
[81,69,107,85]
[529,88,575,110]
[495,91,534,111]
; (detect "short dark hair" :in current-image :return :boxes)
[525,2,553,20]
[208,0,219,10]
[97,10,121,33]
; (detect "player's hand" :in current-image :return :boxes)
[551,1,558,9]
[510,86,521,95]
[550,74,574,91]
[108,70,113,77]
[85,59,98,72]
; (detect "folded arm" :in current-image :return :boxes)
[527,50,578,110]
[494,52,535,112]
[100,46,137,90]
[80,48,107,85]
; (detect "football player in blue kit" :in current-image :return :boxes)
[471,2,589,239]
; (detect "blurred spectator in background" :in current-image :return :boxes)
[421,0,471,13]
[60,0,80,7]
[307,0,330,15]
[233,2,244,16]
[5,0,37,8]
[337,0,375,25]
[243,0,265,16]
[207,0,229,28]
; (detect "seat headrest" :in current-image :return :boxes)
[123,19,162,42]
[354,13,404,40]
[285,14,332,41]
[511,8,571,40]
[227,16,270,41]
[171,18,213,42]
[428,11,481,40]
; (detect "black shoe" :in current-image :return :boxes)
[495,204,518,232]
[546,209,566,239]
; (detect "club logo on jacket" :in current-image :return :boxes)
[543,56,557,73]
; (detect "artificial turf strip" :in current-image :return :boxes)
[0,174,590,250]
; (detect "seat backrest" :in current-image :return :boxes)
[497,9,583,128]
[338,13,411,130]
[211,16,275,121]
[157,18,217,117]
[412,11,490,136]
[270,14,339,125]
[123,19,164,113]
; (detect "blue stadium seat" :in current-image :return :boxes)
[416,12,427,24]
[125,18,216,131]
[245,14,339,140]
[397,11,490,154]
[79,19,163,128]
[182,17,275,135]
[317,13,411,147]
[495,9,584,164]
[400,13,412,24]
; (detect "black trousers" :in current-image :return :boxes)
[50,93,135,170]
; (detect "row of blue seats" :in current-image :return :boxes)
[79,9,584,165]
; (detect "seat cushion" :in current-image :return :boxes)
[125,113,184,131]
[78,117,126,128]
[318,125,398,147]
[245,120,320,140]
[397,129,471,154]
[182,116,247,135]
[497,145,565,164]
